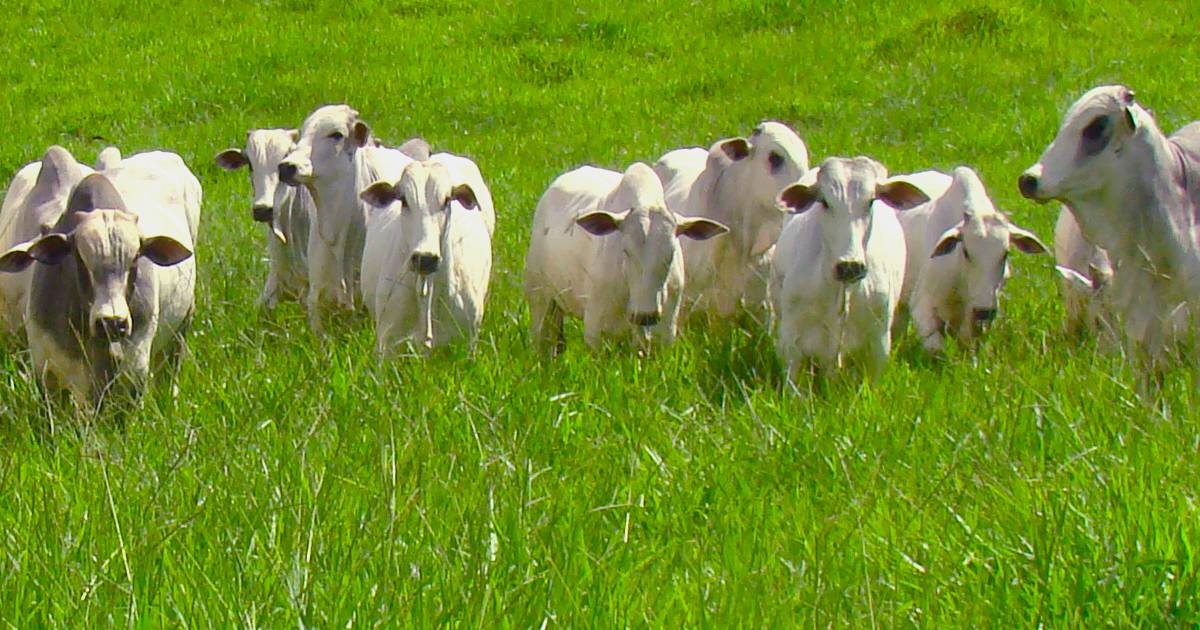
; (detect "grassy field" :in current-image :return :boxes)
[1,0,1199,625]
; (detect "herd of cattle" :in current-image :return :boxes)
[0,84,1195,409]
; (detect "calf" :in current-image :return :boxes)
[895,166,1047,353]
[358,155,494,355]
[525,162,727,354]
[655,121,809,319]
[1054,206,1114,337]
[0,168,197,409]
[1019,85,1200,381]
[770,157,928,382]
[215,128,314,309]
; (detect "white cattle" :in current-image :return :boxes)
[1019,85,1200,379]
[525,162,728,354]
[216,128,315,309]
[654,121,809,319]
[358,155,493,355]
[0,147,93,337]
[278,104,415,331]
[0,158,200,408]
[894,166,1047,352]
[770,157,928,382]
[1054,206,1114,337]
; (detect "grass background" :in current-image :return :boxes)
[1,0,1199,626]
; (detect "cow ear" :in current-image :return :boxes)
[676,217,728,241]
[931,227,962,257]
[288,129,300,142]
[719,138,751,161]
[1009,224,1048,254]
[450,184,478,210]
[360,181,398,208]
[0,237,45,272]
[352,121,371,148]
[576,210,626,236]
[876,180,930,210]
[777,183,821,215]
[140,236,193,267]
[28,233,74,266]
[214,149,249,171]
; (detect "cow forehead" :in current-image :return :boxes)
[246,129,296,166]
[299,105,357,138]
[399,162,454,207]
[752,122,805,157]
[627,206,675,239]
[818,158,885,207]
[1062,85,1126,128]
[74,210,141,265]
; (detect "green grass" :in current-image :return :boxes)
[1,0,1199,625]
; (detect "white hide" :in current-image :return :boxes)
[1054,206,1114,337]
[895,166,1047,353]
[1020,85,1200,375]
[655,121,809,319]
[278,104,413,332]
[770,157,926,382]
[359,155,493,355]
[0,147,94,336]
[216,128,314,309]
[525,162,728,353]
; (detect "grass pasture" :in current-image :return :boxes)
[2,0,1200,625]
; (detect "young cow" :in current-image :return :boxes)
[525,162,728,354]
[216,128,314,309]
[770,157,928,383]
[359,155,494,355]
[1054,206,1113,337]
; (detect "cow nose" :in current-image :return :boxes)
[1017,174,1039,199]
[632,311,661,327]
[410,253,440,275]
[97,316,131,339]
[973,308,997,323]
[278,162,298,185]
[252,205,274,223]
[834,260,867,283]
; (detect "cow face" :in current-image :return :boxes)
[779,157,928,285]
[279,105,371,188]
[360,162,480,277]
[0,211,192,339]
[1019,85,1144,202]
[710,122,809,256]
[576,206,726,327]
[216,128,299,223]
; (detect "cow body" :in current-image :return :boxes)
[1054,206,1113,337]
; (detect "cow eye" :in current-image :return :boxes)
[768,151,785,172]
[1080,115,1112,156]
[328,131,345,141]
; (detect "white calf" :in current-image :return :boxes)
[1054,206,1113,337]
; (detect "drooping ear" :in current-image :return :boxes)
[450,184,479,210]
[1055,265,1094,291]
[0,237,46,273]
[575,210,628,236]
[214,149,249,171]
[140,236,192,267]
[351,121,371,148]
[719,138,751,161]
[359,181,398,208]
[931,226,962,257]
[1009,224,1048,254]
[876,180,931,211]
[777,183,821,215]
[675,217,728,241]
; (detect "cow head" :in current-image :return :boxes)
[216,128,299,224]
[360,161,480,276]
[577,164,727,327]
[279,104,371,188]
[925,167,1047,334]
[1018,85,1147,203]
[0,175,192,340]
[778,157,928,285]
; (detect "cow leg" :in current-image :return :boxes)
[912,299,945,354]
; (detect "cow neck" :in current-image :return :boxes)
[306,144,381,245]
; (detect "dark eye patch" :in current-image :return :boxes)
[768,151,785,172]
[1080,115,1112,156]
[328,131,345,141]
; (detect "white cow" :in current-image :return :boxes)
[525,162,728,354]
[654,121,809,319]
[216,128,315,309]
[358,155,493,355]
[1019,85,1200,380]
[770,157,928,382]
[1054,206,1114,337]
[894,166,1047,353]
[278,104,415,331]
[0,156,200,409]
[0,146,93,337]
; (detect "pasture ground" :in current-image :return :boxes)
[1,0,1199,625]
